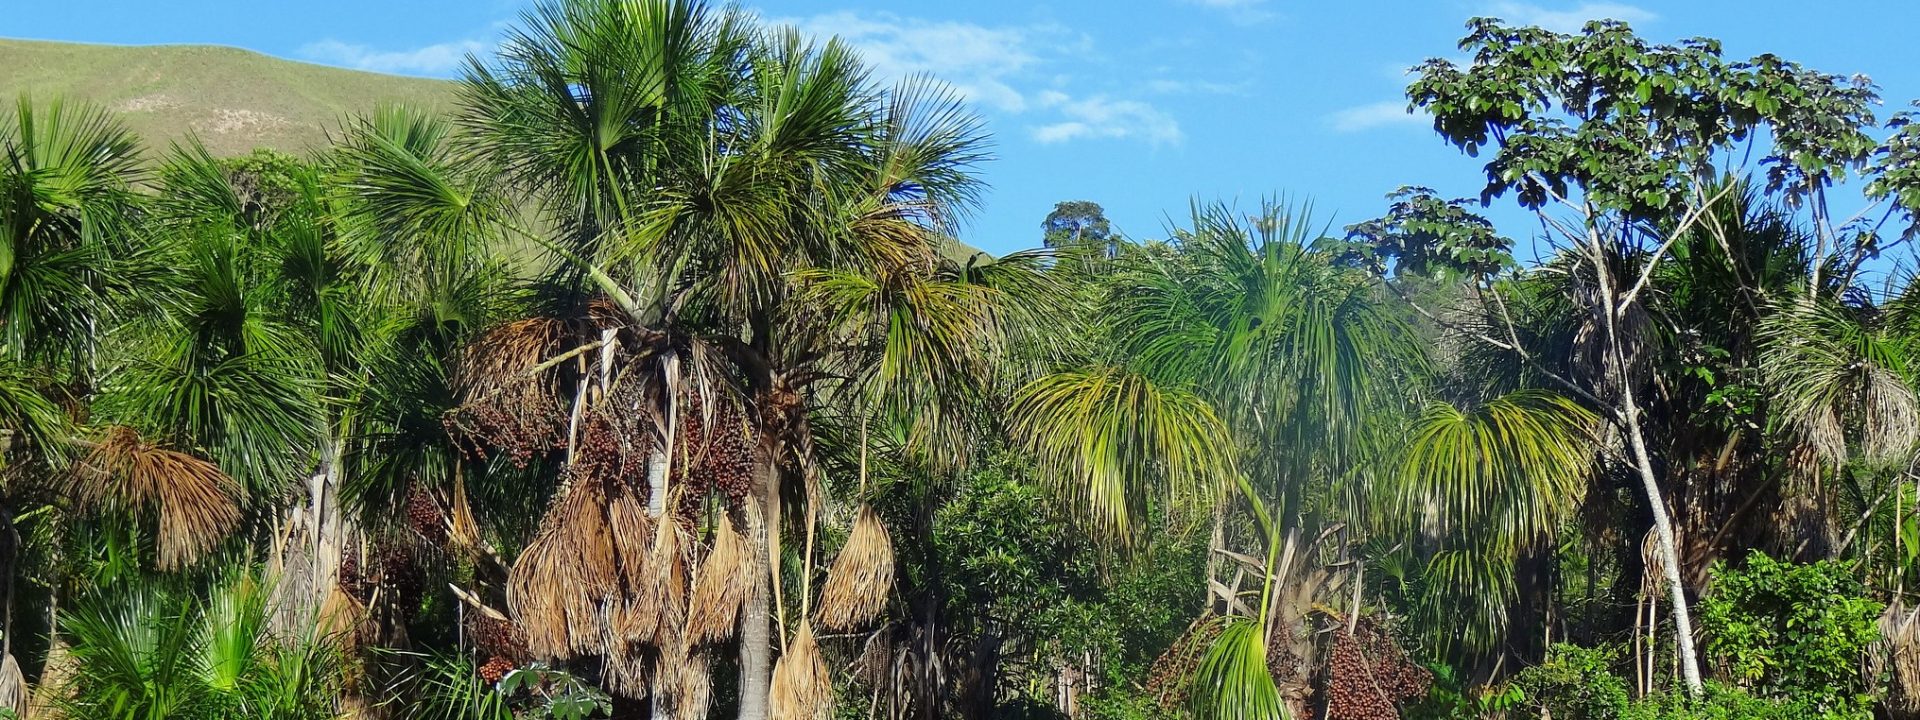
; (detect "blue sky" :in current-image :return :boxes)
[8,1,1920,256]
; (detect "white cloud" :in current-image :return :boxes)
[1180,0,1276,25]
[776,11,1182,148]
[300,38,489,76]
[1328,100,1426,133]
[1484,2,1657,33]
[1032,92,1183,146]
[1145,78,1251,95]
[774,11,1047,112]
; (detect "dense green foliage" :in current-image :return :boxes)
[8,4,1920,720]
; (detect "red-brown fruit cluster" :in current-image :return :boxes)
[478,655,515,683]
[443,388,565,469]
[339,552,370,602]
[467,612,527,663]
[377,542,424,611]
[405,486,446,544]
[1146,618,1226,710]
[1322,619,1432,720]
[699,402,753,503]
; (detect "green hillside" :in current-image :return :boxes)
[0,38,454,157]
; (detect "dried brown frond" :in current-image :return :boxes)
[687,512,750,644]
[649,516,692,648]
[454,317,569,399]
[507,478,619,660]
[1880,603,1920,718]
[815,505,895,631]
[608,486,657,645]
[768,621,832,720]
[0,653,25,720]
[601,638,652,700]
[317,583,371,651]
[657,643,713,720]
[69,426,240,570]
[448,471,483,553]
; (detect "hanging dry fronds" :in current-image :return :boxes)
[0,653,25,720]
[317,583,371,650]
[768,621,832,720]
[448,470,484,553]
[600,638,652,700]
[507,479,619,659]
[69,426,241,570]
[1881,603,1920,718]
[815,505,894,631]
[608,486,657,645]
[655,644,713,720]
[649,517,692,648]
[687,512,750,644]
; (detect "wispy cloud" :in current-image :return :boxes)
[1483,1,1657,33]
[775,11,1050,112]
[1032,91,1183,146]
[1180,0,1277,25]
[1145,78,1251,96]
[300,37,489,77]
[1328,100,1426,133]
[776,11,1182,147]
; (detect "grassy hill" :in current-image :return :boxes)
[0,38,455,157]
[0,38,992,260]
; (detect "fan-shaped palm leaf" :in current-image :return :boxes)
[1759,300,1918,467]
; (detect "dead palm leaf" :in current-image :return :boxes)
[687,512,749,644]
[768,620,831,720]
[607,486,656,645]
[0,652,25,720]
[648,516,691,648]
[815,505,894,631]
[507,478,618,659]
[69,426,241,570]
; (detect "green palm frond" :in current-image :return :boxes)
[0,96,143,372]
[335,104,507,297]
[1189,617,1286,720]
[1387,390,1597,552]
[1011,366,1234,538]
[1413,548,1519,656]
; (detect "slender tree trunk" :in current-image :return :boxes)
[1586,231,1705,694]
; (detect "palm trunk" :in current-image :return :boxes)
[737,450,778,720]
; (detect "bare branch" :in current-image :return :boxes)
[1618,181,1741,309]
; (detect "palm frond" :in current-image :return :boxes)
[1189,617,1285,720]
[1011,366,1234,538]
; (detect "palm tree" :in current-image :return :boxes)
[1377,390,1597,656]
[1014,201,1425,718]
[430,3,1003,718]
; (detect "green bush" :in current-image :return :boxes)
[1511,644,1634,720]
[1699,552,1879,717]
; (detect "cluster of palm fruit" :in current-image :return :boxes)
[1320,619,1431,720]
[675,390,754,510]
[404,484,446,544]
[469,612,528,683]
[442,317,572,468]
